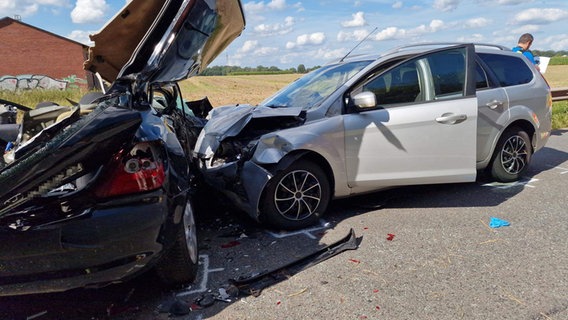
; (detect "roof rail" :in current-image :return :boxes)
[381,42,510,56]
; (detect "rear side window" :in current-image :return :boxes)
[478,53,533,87]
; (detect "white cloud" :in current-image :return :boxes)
[464,17,490,28]
[510,24,540,35]
[513,8,568,25]
[315,47,347,61]
[341,11,367,28]
[67,29,93,44]
[71,0,108,24]
[541,34,568,51]
[287,32,326,49]
[392,1,403,9]
[244,0,288,13]
[0,0,68,17]
[267,0,286,10]
[457,33,485,42]
[433,0,459,12]
[254,16,295,36]
[238,40,259,53]
[337,29,370,42]
[373,20,445,41]
[254,46,279,56]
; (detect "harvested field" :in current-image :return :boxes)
[180,74,300,107]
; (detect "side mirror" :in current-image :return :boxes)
[353,91,377,109]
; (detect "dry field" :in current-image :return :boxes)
[180,65,568,108]
[180,73,300,107]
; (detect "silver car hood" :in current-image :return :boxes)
[84,0,245,83]
[194,105,304,158]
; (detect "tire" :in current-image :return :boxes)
[489,127,532,182]
[155,200,199,286]
[260,159,331,230]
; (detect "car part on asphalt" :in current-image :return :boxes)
[228,228,361,297]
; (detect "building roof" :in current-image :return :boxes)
[0,16,89,49]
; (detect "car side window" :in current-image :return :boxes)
[362,60,423,105]
[478,53,533,87]
[475,62,489,90]
[355,48,467,108]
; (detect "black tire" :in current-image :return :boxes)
[259,159,331,230]
[155,201,199,286]
[489,127,532,182]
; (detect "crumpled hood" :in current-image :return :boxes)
[84,0,245,83]
[194,105,304,159]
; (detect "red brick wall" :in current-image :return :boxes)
[0,20,89,83]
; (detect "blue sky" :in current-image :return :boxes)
[1,0,567,69]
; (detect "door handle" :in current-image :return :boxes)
[436,113,467,124]
[486,100,504,109]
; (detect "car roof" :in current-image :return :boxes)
[332,42,513,65]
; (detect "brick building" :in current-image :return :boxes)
[0,17,97,89]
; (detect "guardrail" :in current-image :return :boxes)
[552,87,568,102]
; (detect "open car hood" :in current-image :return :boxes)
[84,0,245,83]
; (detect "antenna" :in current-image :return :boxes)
[340,27,378,62]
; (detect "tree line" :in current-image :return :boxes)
[200,64,321,76]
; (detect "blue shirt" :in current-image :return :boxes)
[512,46,536,64]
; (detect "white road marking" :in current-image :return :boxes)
[176,255,224,297]
[481,178,539,189]
[265,220,330,239]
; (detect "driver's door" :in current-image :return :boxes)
[344,45,478,193]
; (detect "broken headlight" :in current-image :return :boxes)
[210,139,258,168]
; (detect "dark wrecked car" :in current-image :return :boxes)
[0,0,245,296]
[193,43,552,230]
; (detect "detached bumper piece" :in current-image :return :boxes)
[229,228,361,297]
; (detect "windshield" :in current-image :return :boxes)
[261,60,372,110]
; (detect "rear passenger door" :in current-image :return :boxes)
[344,45,478,192]
[473,58,509,164]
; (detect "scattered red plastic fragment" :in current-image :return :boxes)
[363,227,369,230]
[221,241,241,248]
[276,301,281,306]
[349,259,361,264]
[359,316,368,319]
[376,306,381,310]
[386,233,395,241]
[373,289,379,293]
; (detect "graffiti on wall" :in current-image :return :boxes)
[0,74,71,91]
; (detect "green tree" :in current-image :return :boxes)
[297,64,306,73]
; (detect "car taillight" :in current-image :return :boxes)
[94,142,165,198]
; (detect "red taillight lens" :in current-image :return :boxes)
[94,142,166,198]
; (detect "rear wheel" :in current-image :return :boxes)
[260,160,330,230]
[155,200,198,286]
[489,127,532,182]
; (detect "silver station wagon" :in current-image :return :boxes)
[193,43,552,230]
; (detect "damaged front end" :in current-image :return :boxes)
[194,105,306,219]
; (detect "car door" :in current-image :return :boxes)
[343,45,478,193]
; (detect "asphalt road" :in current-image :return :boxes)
[1,129,567,320]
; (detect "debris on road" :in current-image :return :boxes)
[386,233,395,241]
[489,217,510,228]
[229,228,361,297]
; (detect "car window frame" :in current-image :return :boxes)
[344,44,476,114]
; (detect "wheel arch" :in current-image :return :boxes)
[503,119,536,151]
[262,149,336,201]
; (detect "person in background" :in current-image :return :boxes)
[513,33,539,70]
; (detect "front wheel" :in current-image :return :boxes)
[155,200,199,286]
[259,159,331,230]
[489,127,532,182]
